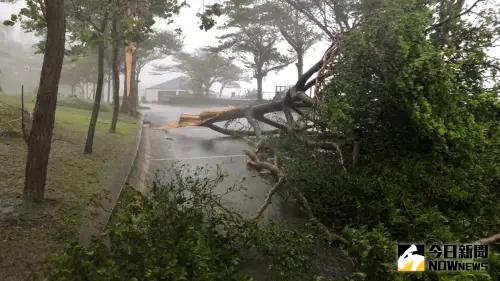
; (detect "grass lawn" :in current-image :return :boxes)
[0,94,138,281]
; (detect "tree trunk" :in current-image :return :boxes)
[24,0,66,203]
[106,74,111,103]
[121,58,129,113]
[84,40,106,154]
[124,55,138,115]
[133,66,140,110]
[296,50,304,78]
[256,75,263,100]
[219,81,228,98]
[110,19,120,133]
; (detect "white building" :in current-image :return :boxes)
[218,82,243,99]
[142,76,191,103]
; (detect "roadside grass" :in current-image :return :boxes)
[0,93,138,281]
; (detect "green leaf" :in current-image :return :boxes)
[3,20,15,26]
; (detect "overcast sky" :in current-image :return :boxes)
[146,0,329,99]
[0,0,497,99]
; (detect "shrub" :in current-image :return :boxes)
[48,167,337,281]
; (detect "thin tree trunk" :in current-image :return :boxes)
[120,54,129,113]
[132,65,139,111]
[257,75,263,100]
[296,50,304,78]
[110,19,120,133]
[219,81,228,98]
[84,39,106,154]
[130,54,138,115]
[106,75,111,103]
[24,0,66,203]
[205,84,211,96]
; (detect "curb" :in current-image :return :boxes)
[79,113,145,246]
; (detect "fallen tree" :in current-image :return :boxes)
[165,42,350,245]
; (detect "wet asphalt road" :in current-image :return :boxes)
[128,103,303,222]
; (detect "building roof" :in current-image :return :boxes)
[225,82,241,89]
[147,76,191,91]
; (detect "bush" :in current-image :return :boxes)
[276,128,499,280]
[48,167,337,281]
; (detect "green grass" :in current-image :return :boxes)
[0,93,138,281]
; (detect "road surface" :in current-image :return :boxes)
[128,103,303,222]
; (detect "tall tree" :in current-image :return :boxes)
[68,0,114,154]
[217,63,246,97]
[60,52,98,98]
[109,14,122,133]
[135,30,183,85]
[6,0,67,203]
[120,0,185,114]
[262,2,322,78]
[282,0,354,39]
[214,1,293,100]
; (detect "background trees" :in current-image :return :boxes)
[154,50,243,96]
[214,1,293,100]
[262,1,322,78]
[67,0,116,154]
[5,0,185,201]
[282,0,353,38]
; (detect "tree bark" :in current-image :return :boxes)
[219,81,228,98]
[84,39,106,154]
[256,75,263,100]
[24,0,66,203]
[110,19,120,133]
[121,48,137,115]
[106,74,111,103]
[121,56,129,113]
[296,50,304,78]
[129,55,138,115]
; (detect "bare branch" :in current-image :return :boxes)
[253,176,286,220]
[426,0,484,32]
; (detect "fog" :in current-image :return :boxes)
[0,0,497,99]
[0,0,328,100]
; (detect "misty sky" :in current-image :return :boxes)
[0,0,498,99]
[0,0,327,99]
